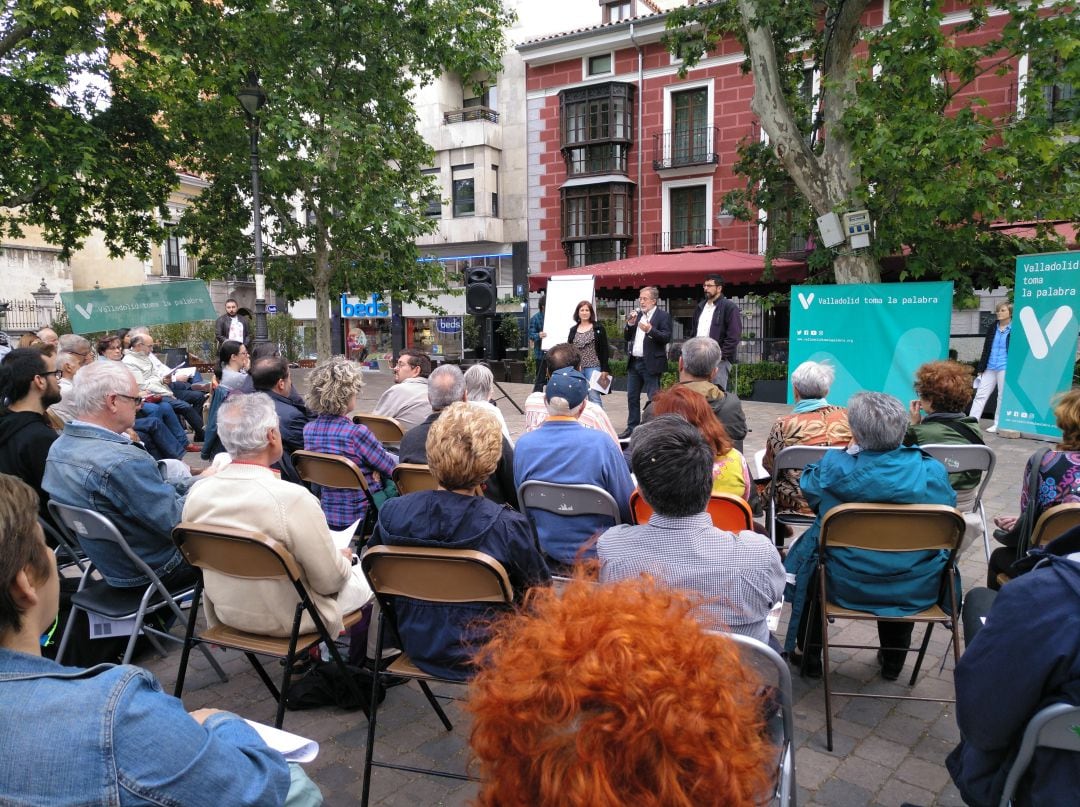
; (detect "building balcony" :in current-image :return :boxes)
[443,106,499,124]
[652,126,720,171]
[654,228,718,253]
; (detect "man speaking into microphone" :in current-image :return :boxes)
[620,286,672,439]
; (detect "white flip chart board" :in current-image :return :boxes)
[540,276,596,352]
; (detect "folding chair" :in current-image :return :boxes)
[630,489,754,532]
[813,502,965,751]
[766,445,842,548]
[48,502,227,683]
[995,503,1080,588]
[171,523,366,729]
[292,449,380,538]
[997,702,1080,807]
[41,515,87,574]
[725,633,797,807]
[517,480,623,566]
[359,544,514,807]
[391,462,439,494]
[920,443,996,560]
[351,412,405,450]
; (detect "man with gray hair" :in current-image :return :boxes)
[599,416,784,645]
[398,364,518,507]
[645,336,747,451]
[515,368,634,566]
[782,391,956,681]
[43,361,209,589]
[122,332,205,442]
[182,393,372,638]
[463,363,511,443]
[58,333,94,367]
[35,327,59,346]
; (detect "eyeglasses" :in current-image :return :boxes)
[703,283,718,288]
[38,370,63,380]
[394,360,413,369]
[112,393,143,406]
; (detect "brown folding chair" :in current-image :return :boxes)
[813,502,965,751]
[359,544,514,807]
[630,489,754,532]
[171,523,366,729]
[995,503,1080,587]
[351,412,405,449]
[292,449,379,537]
[391,463,439,494]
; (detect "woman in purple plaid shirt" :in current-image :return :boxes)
[303,357,398,530]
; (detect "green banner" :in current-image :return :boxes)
[999,251,1080,438]
[60,281,216,334]
[787,281,954,407]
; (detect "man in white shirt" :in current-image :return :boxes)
[620,286,672,439]
[694,274,742,390]
[372,349,433,433]
[214,299,251,348]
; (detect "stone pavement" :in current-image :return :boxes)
[146,369,1046,806]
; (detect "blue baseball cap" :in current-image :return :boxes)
[544,367,589,409]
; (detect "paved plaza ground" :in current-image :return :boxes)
[145,368,1046,806]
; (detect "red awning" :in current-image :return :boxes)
[528,246,806,292]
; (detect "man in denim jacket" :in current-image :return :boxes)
[42,361,209,588]
[0,472,297,806]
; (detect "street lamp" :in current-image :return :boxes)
[237,70,269,346]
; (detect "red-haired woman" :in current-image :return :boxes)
[467,578,776,807]
[567,300,610,406]
[651,385,752,501]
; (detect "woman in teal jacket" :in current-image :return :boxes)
[784,391,956,680]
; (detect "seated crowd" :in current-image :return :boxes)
[1,324,1077,806]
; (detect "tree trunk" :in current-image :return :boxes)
[314,241,332,360]
[833,253,880,284]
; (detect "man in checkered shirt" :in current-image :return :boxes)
[597,415,785,646]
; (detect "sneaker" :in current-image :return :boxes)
[185,444,199,452]
[986,424,998,434]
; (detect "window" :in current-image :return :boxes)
[491,164,499,218]
[585,53,613,78]
[559,82,634,177]
[670,186,707,249]
[671,88,709,165]
[561,183,633,267]
[1044,57,1076,124]
[163,226,182,277]
[602,1,633,24]
[421,168,442,218]
[452,164,474,217]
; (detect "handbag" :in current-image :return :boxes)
[993,447,1049,556]
[370,477,400,510]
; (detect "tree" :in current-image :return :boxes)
[667,0,1078,288]
[0,0,196,257]
[170,0,514,358]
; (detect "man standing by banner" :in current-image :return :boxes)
[620,286,671,439]
[694,274,741,390]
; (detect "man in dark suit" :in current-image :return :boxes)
[693,273,741,390]
[249,356,312,454]
[620,286,672,439]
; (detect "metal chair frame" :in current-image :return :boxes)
[997,702,1080,807]
[919,443,997,561]
[171,523,365,729]
[765,445,843,547]
[995,503,1080,588]
[292,449,380,538]
[812,502,965,751]
[48,502,226,682]
[359,544,514,807]
[725,633,798,807]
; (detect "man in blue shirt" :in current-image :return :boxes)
[514,368,634,567]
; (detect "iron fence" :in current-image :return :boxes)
[0,299,65,333]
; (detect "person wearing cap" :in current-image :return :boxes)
[514,368,634,568]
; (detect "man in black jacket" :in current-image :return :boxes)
[214,298,251,348]
[693,274,742,390]
[0,347,62,519]
[621,286,672,438]
[250,356,313,454]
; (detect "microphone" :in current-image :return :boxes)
[627,308,641,323]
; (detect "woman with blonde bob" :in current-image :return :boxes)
[303,356,397,530]
[367,403,550,679]
[467,578,776,807]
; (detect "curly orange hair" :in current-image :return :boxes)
[651,385,733,455]
[466,579,775,807]
[914,360,974,414]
